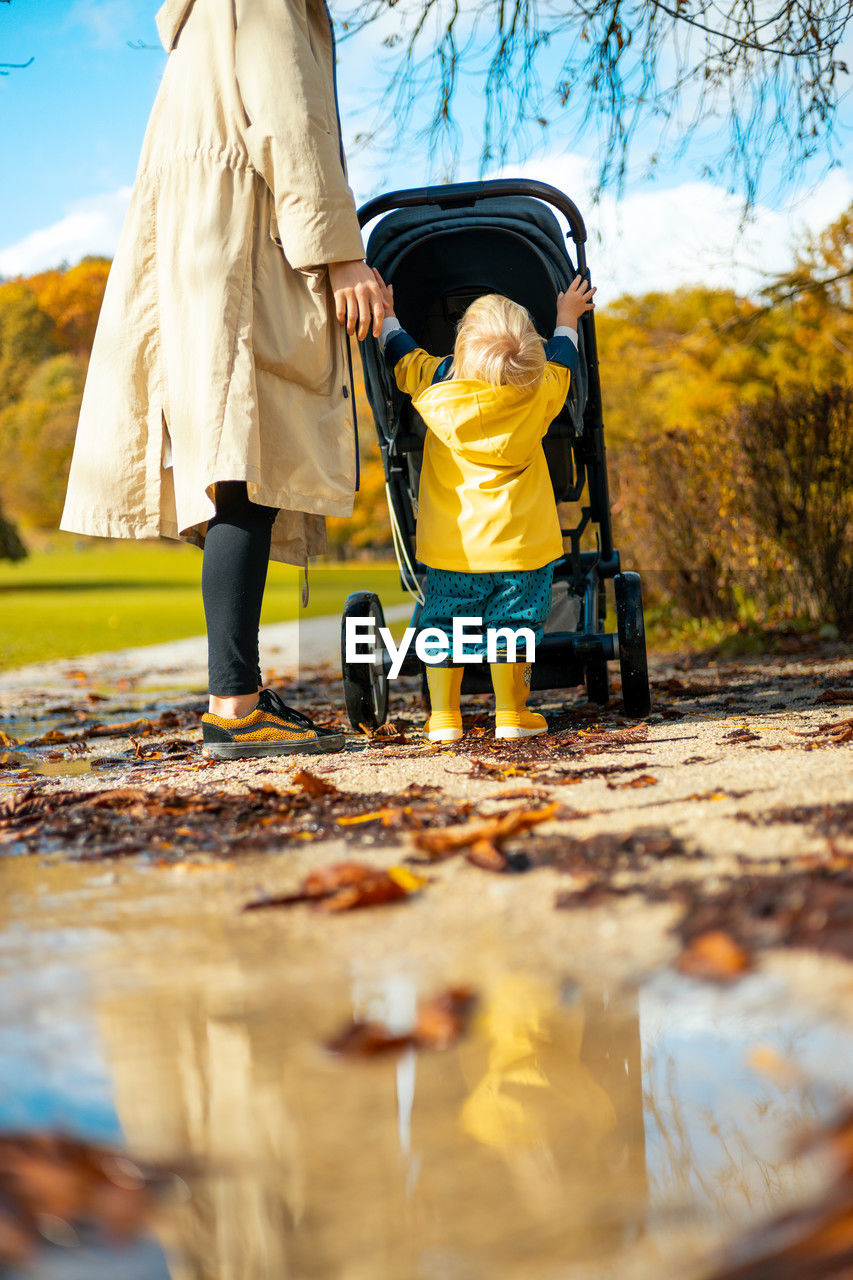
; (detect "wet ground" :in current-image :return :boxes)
[1,632,852,1278]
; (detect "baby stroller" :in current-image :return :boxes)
[340,178,651,729]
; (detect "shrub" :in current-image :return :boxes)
[612,382,853,629]
[735,383,853,629]
[611,428,773,620]
[0,494,27,562]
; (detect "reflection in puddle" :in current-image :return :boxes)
[0,889,850,1278]
[30,758,93,779]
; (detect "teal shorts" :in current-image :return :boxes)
[418,564,555,663]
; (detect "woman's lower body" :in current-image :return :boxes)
[199,482,344,757]
[202,481,278,699]
[418,564,555,742]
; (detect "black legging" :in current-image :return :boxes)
[202,482,278,697]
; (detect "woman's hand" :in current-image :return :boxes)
[556,275,597,328]
[327,259,385,340]
[371,267,395,318]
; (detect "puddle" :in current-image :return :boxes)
[0,866,851,1280]
[29,758,94,779]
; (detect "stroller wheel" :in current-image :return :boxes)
[340,591,390,731]
[614,573,651,718]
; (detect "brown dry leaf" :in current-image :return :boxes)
[819,716,853,745]
[608,773,658,790]
[815,687,853,705]
[795,1106,853,1176]
[324,1021,413,1056]
[412,802,557,861]
[414,986,478,1049]
[705,1107,853,1279]
[685,789,743,802]
[326,986,478,1057]
[336,806,405,827]
[676,930,753,982]
[465,838,509,872]
[291,768,341,798]
[243,861,425,912]
[25,709,194,749]
[0,1133,179,1265]
[467,760,535,780]
[371,721,410,745]
[746,1044,805,1091]
[721,727,762,744]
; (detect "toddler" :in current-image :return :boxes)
[374,271,595,741]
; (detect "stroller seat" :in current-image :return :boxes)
[339,179,651,726]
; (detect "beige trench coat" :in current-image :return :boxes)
[61,0,365,564]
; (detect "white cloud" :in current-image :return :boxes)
[65,0,138,50]
[0,188,131,278]
[2,158,850,302]
[500,153,853,303]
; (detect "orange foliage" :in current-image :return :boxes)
[28,258,110,353]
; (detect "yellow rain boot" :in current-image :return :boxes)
[490,662,547,739]
[425,666,464,742]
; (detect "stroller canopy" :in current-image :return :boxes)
[361,194,589,443]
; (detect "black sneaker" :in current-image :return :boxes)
[201,688,345,758]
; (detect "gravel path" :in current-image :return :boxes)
[2,625,851,1001]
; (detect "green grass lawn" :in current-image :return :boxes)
[0,538,410,670]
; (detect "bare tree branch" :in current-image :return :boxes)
[0,0,33,74]
[338,0,852,206]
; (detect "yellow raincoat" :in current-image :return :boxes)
[393,347,570,572]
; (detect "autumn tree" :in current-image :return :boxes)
[598,206,853,445]
[29,258,110,354]
[0,355,87,529]
[608,202,853,624]
[0,284,56,409]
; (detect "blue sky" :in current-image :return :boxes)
[1,0,851,300]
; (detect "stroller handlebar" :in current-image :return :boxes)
[357,179,588,247]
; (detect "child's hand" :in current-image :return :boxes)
[556,275,596,328]
[372,267,396,319]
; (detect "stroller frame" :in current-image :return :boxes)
[340,178,650,729]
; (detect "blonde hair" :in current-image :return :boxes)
[450,294,546,389]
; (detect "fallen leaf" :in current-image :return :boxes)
[0,1133,182,1265]
[386,865,429,893]
[721,727,762,744]
[243,860,425,912]
[746,1044,804,1090]
[325,986,478,1056]
[291,768,341,798]
[607,773,658,790]
[815,687,853,705]
[412,802,557,862]
[705,1105,853,1278]
[677,930,753,981]
[414,986,478,1049]
[336,807,405,826]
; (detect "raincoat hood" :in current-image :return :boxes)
[156,0,196,51]
[414,379,551,469]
